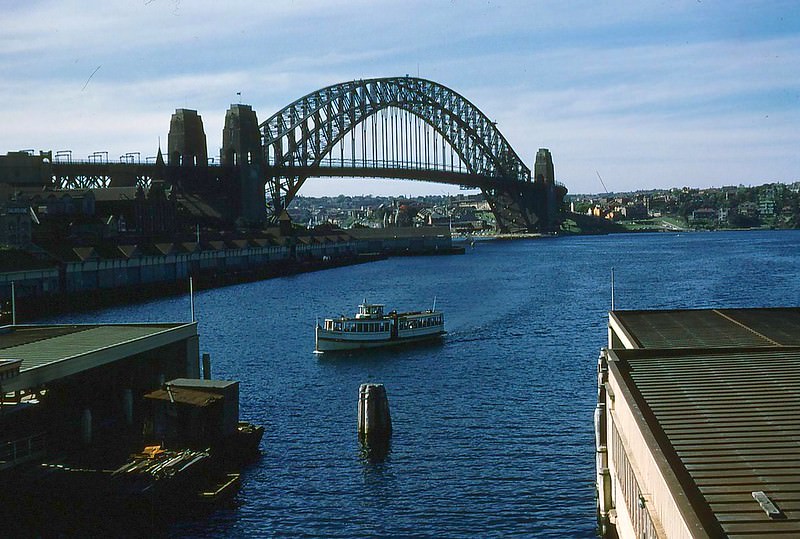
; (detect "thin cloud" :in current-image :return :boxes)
[1,0,799,194]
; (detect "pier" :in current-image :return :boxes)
[596,308,800,537]
[0,320,256,532]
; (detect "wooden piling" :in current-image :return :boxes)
[358,383,392,449]
[202,353,211,380]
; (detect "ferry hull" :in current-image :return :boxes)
[315,328,445,353]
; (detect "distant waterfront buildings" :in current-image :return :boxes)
[569,181,800,229]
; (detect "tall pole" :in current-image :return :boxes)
[11,281,16,325]
[611,268,615,311]
[189,276,195,322]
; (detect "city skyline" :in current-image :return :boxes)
[2,0,798,196]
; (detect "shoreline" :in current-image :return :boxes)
[7,254,386,323]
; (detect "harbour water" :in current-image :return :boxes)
[46,230,800,538]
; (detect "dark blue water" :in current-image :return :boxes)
[47,230,800,538]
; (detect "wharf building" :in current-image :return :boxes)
[595,308,800,538]
[0,321,201,470]
[0,317,260,535]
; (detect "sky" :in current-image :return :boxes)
[1,0,799,196]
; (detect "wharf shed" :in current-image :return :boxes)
[596,308,800,538]
[0,322,199,470]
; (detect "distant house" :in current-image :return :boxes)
[758,197,775,217]
[0,201,33,247]
[737,202,758,218]
[620,204,647,220]
[690,208,717,222]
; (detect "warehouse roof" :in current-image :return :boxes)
[0,323,197,392]
[609,308,800,349]
[608,345,800,537]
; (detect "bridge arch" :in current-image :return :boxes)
[262,79,522,183]
[260,77,564,232]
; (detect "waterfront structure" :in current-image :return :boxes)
[0,225,457,321]
[596,308,800,538]
[0,321,200,470]
[347,225,456,254]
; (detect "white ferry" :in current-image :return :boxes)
[315,301,445,353]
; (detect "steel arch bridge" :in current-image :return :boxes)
[260,76,565,232]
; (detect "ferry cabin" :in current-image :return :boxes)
[321,311,444,339]
[316,302,445,352]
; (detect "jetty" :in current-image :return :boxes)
[595,307,800,538]
[0,321,259,532]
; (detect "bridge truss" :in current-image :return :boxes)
[51,162,154,190]
[260,77,556,231]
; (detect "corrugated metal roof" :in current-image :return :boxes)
[0,324,184,372]
[611,346,800,537]
[611,308,800,348]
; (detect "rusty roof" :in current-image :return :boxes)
[610,308,800,349]
[609,346,800,537]
[143,386,223,408]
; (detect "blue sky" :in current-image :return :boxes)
[2,0,798,195]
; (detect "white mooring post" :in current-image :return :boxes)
[358,383,392,460]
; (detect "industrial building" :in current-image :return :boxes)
[0,322,200,470]
[596,308,800,538]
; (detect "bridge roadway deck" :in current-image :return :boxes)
[50,161,517,188]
